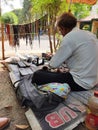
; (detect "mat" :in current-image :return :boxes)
[30,94,87,130]
[4,55,98,130]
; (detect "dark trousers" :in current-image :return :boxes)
[32,69,86,91]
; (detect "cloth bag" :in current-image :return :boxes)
[16,74,65,111]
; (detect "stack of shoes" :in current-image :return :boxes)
[0,117,10,130]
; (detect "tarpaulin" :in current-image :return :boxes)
[66,0,97,5]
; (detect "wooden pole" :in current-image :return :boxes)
[0,0,5,60]
[1,23,5,60]
[68,0,72,12]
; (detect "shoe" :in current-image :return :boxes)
[0,117,10,130]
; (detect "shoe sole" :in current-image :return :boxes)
[0,119,10,130]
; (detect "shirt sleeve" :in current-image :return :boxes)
[49,39,73,68]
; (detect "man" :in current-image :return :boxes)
[32,12,98,91]
[0,117,10,129]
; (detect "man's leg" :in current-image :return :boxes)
[32,69,66,85]
[32,69,86,91]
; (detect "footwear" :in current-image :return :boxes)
[0,117,10,130]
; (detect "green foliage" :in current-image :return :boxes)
[13,9,23,24]
[1,0,92,24]
[32,0,62,18]
[82,24,90,30]
[68,3,91,19]
[31,0,91,20]
[58,1,69,15]
[21,0,32,23]
[1,12,18,24]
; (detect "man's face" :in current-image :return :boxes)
[58,27,68,36]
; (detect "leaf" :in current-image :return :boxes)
[4,106,13,110]
[15,124,29,129]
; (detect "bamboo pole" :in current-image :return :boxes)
[1,23,5,60]
[0,0,5,60]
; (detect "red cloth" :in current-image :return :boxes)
[6,24,14,46]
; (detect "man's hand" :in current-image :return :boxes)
[57,67,69,72]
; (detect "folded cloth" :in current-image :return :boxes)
[39,82,71,99]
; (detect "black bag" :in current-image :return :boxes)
[16,74,65,112]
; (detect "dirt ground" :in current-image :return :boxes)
[0,62,31,130]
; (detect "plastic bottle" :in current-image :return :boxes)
[85,91,98,130]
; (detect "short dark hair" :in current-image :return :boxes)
[57,12,77,29]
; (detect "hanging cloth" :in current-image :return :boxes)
[31,22,34,40]
[35,20,40,47]
[25,23,32,45]
[5,24,14,46]
[13,25,19,46]
[18,24,25,39]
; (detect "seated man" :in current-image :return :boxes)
[32,12,98,91]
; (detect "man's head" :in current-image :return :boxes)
[57,12,77,36]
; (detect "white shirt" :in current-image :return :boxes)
[49,27,98,89]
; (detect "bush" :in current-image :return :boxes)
[1,12,18,24]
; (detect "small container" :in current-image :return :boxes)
[88,91,98,116]
[85,91,98,130]
[85,113,98,130]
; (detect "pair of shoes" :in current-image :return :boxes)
[0,117,10,130]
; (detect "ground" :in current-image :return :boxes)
[0,63,31,130]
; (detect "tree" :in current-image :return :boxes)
[30,0,92,53]
[21,0,32,23]
[13,9,23,24]
[31,0,64,53]
[1,12,18,24]
[69,3,91,20]
[1,0,92,53]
